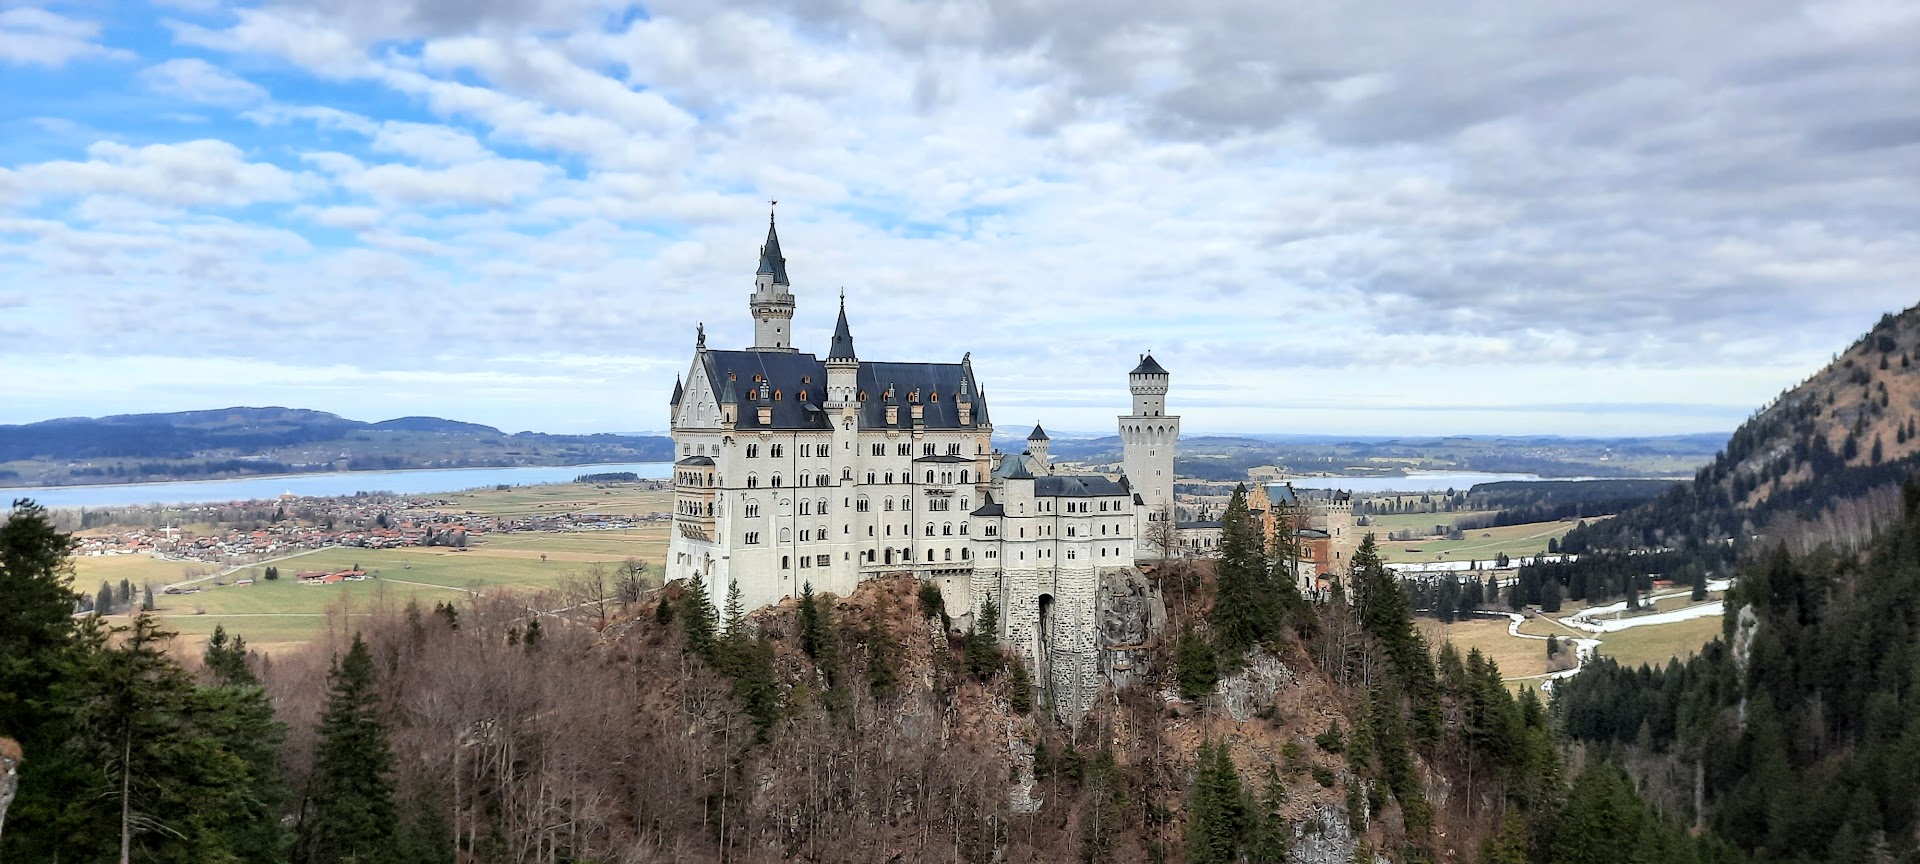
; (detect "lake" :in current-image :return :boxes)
[1,462,672,509]
[1272,471,1603,494]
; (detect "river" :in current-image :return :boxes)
[1,462,673,509]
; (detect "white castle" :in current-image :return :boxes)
[666,215,1174,719]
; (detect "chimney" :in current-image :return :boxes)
[756,381,773,426]
[884,384,899,426]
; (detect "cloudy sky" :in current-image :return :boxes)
[2,1,1916,437]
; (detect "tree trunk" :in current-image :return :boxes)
[120,730,133,864]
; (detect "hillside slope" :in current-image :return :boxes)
[0,407,672,486]
[1563,303,1920,556]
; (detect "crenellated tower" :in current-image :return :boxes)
[1119,353,1178,522]
[749,210,796,351]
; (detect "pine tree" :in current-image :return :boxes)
[654,593,675,626]
[1007,660,1033,715]
[966,598,1001,679]
[798,581,822,660]
[141,583,155,612]
[1690,568,1708,602]
[865,617,898,697]
[118,578,134,613]
[98,579,116,614]
[1175,627,1219,700]
[203,625,253,686]
[723,578,746,635]
[1211,486,1273,660]
[1186,740,1246,864]
[678,576,717,659]
[1246,765,1291,864]
[299,634,398,864]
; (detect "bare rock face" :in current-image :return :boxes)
[0,736,20,842]
[1290,801,1389,864]
[1218,654,1297,722]
[1097,568,1166,692]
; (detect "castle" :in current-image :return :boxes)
[666,215,1173,719]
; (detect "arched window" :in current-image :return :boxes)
[944,549,952,561]
[960,470,970,484]
[745,500,760,518]
[747,443,759,458]
[842,467,852,480]
[885,472,894,484]
[800,500,811,515]
[925,470,935,483]
[961,548,970,560]
[782,555,791,569]
[780,527,792,542]
[771,474,783,487]
[960,523,968,535]
[926,549,934,562]
[942,522,953,535]
[747,474,759,489]
[799,474,810,487]
[884,498,894,511]
[771,444,784,457]
[817,473,830,486]
[925,522,935,536]
[817,499,828,514]
[866,471,876,484]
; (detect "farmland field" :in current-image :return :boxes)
[1374,518,1585,564]
[112,523,669,656]
[430,484,672,517]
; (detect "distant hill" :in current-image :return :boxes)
[1561,302,1920,556]
[0,407,673,487]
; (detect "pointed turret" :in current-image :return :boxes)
[670,375,684,406]
[827,291,857,361]
[749,209,797,351]
[756,212,789,285]
[1027,424,1049,442]
[1026,423,1051,471]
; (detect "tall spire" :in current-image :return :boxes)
[756,205,789,285]
[828,289,856,361]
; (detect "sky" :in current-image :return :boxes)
[1,1,1916,438]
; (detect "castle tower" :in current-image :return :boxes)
[1026,424,1050,471]
[749,210,795,351]
[824,291,860,406]
[1119,353,1178,522]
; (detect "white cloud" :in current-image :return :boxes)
[0,7,127,67]
[15,140,316,208]
[139,58,270,106]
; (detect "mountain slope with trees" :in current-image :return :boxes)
[0,494,1733,863]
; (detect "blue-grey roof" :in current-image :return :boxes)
[670,376,683,406]
[699,349,986,431]
[1131,353,1167,375]
[1265,483,1299,506]
[913,454,971,463]
[756,217,790,285]
[1178,520,1221,530]
[971,493,1005,517]
[1035,475,1130,498]
[675,455,715,466]
[1027,424,1049,441]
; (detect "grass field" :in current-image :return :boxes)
[101,524,669,656]
[1375,518,1584,564]
[431,484,672,518]
[1421,615,1554,679]
[1594,615,1723,669]
[1358,510,1499,536]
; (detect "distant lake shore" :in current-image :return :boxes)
[2,462,673,509]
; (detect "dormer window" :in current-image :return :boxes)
[774,390,783,401]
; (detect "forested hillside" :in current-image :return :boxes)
[1555,483,1920,862]
[1562,304,1920,557]
[0,494,1733,863]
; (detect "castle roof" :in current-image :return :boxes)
[827,295,856,361]
[1034,474,1129,498]
[675,455,715,466]
[756,215,790,285]
[971,492,1005,517]
[1027,424,1049,441]
[697,349,986,431]
[670,375,683,406]
[999,456,1034,480]
[1131,353,1167,375]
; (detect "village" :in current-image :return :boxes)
[69,488,672,574]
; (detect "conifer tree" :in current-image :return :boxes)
[654,593,674,626]
[141,584,154,612]
[798,581,822,660]
[678,576,717,659]
[203,625,253,686]
[723,578,746,635]
[1186,741,1246,864]
[966,598,1000,679]
[1246,765,1291,864]
[200,626,291,862]
[1211,486,1272,660]
[1175,626,1219,700]
[299,634,398,864]
[97,579,116,614]
[865,617,898,697]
